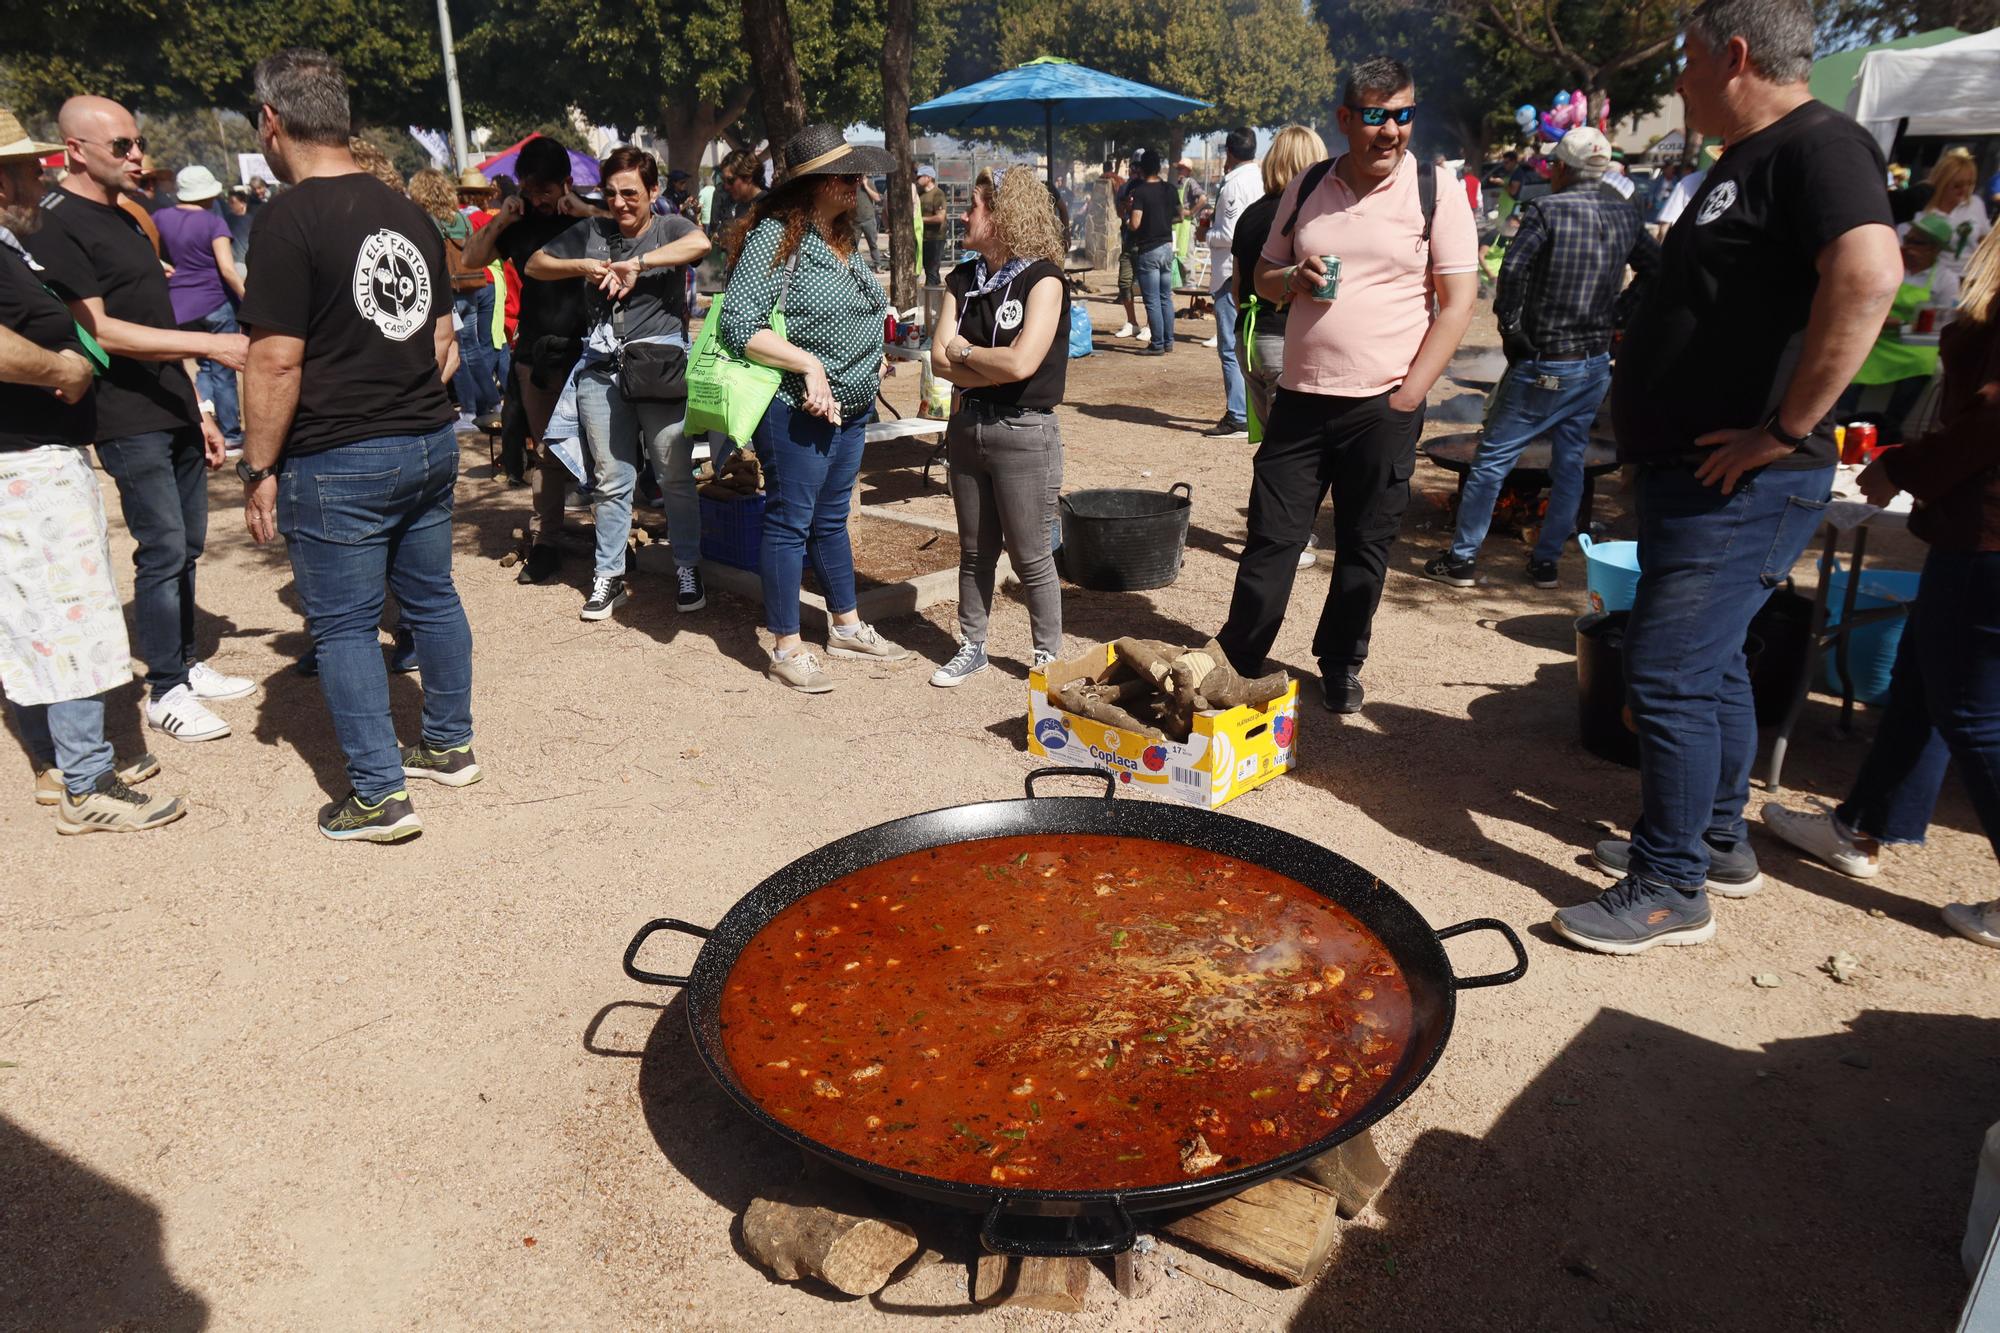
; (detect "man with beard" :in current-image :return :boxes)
[34,95,255,744]
[0,109,183,832]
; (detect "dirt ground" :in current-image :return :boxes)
[5,284,1997,1333]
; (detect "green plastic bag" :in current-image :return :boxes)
[1242,298,1263,444]
[684,293,787,445]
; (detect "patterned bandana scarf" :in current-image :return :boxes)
[968,254,1029,299]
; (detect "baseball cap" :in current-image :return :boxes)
[1553,128,1611,173]
[916,163,936,178]
[1909,214,1954,249]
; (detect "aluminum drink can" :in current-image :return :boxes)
[1314,255,1341,301]
[1847,421,1878,463]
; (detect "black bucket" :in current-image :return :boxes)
[1577,611,1768,768]
[1056,482,1192,592]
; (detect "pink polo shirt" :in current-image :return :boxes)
[1260,151,1477,396]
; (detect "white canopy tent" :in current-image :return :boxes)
[1846,27,2000,151]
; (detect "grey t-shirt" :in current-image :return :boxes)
[542,214,698,341]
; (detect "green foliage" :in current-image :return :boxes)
[1817,0,2000,49]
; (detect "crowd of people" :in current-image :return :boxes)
[2,1,1996,955]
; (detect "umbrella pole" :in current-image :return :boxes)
[1045,104,1055,190]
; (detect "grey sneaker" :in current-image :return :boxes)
[1943,900,2000,948]
[1552,876,1715,955]
[56,772,185,835]
[1030,648,1058,671]
[1592,835,1764,898]
[768,649,835,694]
[317,789,421,843]
[401,741,483,787]
[826,623,910,661]
[931,641,990,687]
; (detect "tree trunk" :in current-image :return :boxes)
[742,0,808,150]
[657,84,754,179]
[882,0,919,312]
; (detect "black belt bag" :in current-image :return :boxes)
[617,342,688,403]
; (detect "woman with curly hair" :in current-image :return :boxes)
[720,125,903,693]
[927,166,1072,686]
[410,167,503,429]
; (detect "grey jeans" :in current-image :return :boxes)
[574,365,701,574]
[1244,331,1286,433]
[947,408,1064,656]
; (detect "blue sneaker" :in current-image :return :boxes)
[930,641,989,688]
[1592,836,1763,898]
[1552,876,1715,955]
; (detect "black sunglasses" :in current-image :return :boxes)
[1347,105,1416,127]
[77,135,147,158]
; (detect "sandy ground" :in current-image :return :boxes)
[5,288,1997,1333]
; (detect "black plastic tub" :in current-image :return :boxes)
[1056,482,1192,591]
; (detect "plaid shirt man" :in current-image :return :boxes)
[1495,182,1660,360]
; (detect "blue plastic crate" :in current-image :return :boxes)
[700,492,766,570]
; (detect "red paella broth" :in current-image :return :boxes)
[717,834,1412,1191]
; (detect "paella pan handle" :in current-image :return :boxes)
[1434,918,1529,990]
[622,918,712,988]
[1023,766,1116,801]
[981,1197,1137,1257]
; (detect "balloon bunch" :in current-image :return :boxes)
[1513,89,1611,144]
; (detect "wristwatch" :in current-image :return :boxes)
[950,341,973,363]
[1763,411,1810,451]
[236,459,277,484]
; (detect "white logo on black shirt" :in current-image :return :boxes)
[996,298,1024,331]
[351,229,431,341]
[1695,180,1738,226]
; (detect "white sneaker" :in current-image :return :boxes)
[1113,322,1137,339]
[1943,900,2000,948]
[1199,336,1218,349]
[1297,535,1319,570]
[826,622,910,662]
[187,660,256,701]
[147,684,231,742]
[1761,802,1880,878]
[1130,326,1151,342]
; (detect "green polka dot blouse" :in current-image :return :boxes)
[719,218,889,418]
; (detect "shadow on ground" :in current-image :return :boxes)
[0,1114,209,1330]
[1292,1007,1991,1330]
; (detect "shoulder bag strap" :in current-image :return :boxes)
[1279,159,1337,240]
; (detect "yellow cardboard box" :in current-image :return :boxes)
[1027,644,1298,808]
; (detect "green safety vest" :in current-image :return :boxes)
[1854,266,1940,386]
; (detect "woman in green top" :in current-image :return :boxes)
[720,126,906,694]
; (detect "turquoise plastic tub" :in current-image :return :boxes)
[1578,533,1641,615]
[1822,566,1919,705]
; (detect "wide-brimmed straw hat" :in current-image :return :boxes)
[175,164,223,203]
[0,109,61,163]
[456,168,491,193]
[777,125,893,183]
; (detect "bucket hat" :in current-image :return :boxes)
[778,125,894,184]
[174,164,223,203]
[0,109,61,163]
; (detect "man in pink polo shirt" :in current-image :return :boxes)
[1216,55,1478,714]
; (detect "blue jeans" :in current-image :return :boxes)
[451,286,501,417]
[1451,354,1611,565]
[96,427,208,699]
[574,361,701,575]
[1213,286,1244,420]
[9,696,113,796]
[191,303,241,444]
[1836,549,2000,863]
[1623,463,1833,890]
[277,426,473,801]
[751,396,870,637]
[1135,243,1175,351]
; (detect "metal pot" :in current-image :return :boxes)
[622,768,1526,1257]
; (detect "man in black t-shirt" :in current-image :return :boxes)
[1553,0,1904,956]
[460,135,605,586]
[237,48,478,844]
[0,115,185,834]
[35,95,257,745]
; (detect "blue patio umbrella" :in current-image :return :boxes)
[909,57,1211,185]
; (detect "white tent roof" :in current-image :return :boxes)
[1846,27,2000,150]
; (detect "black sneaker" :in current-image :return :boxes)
[1592,836,1764,898]
[388,625,419,674]
[580,575,630,621]
[1553,875,1714,954]
[1321,667,1364,714]
[402,741,483,787]
[517,543,561,585]
[1202,415,1249,439]
[1526,558,1560,589]
[1423,553,1477,588]
[317,789,421,843]
[476,411,504,434]
[675,563,707,613]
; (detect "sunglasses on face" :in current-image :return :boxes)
[608,187,648,202]
[1347,105,1416,127]
[78,135,147,158]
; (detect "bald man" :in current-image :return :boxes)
[31,95,255,743]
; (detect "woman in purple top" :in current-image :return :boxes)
[155,165,246,447]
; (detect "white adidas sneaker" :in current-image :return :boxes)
[147,684,231,742]
[188,660,256,701]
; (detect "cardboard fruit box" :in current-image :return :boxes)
[1027,643,1299,809]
